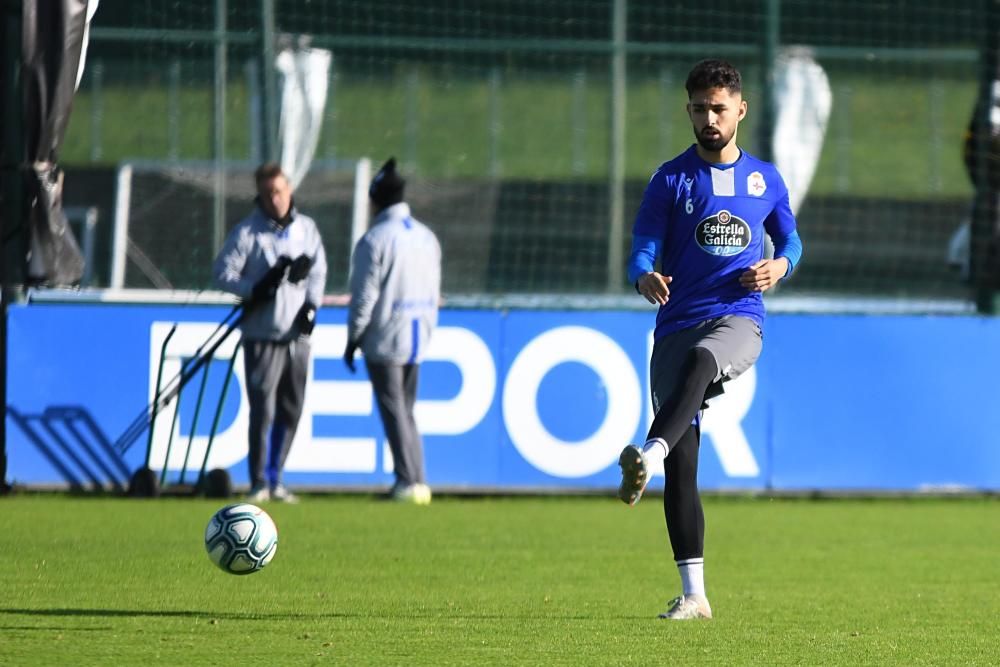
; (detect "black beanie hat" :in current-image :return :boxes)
[369,157,405,209]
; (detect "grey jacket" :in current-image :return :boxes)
[213,206,327,341]
[348,202,441,364]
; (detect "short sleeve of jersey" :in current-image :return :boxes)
[632,167,672,238]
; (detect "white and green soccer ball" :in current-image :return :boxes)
[204,503,278,575]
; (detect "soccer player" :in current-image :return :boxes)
[618,59,803,620]
[344,158,441,505]
[213,162,327,504]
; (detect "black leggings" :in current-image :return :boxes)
[663,424,704,561]
[646,346,717,451]
[647,346,717,561]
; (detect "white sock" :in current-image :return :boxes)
[677,558,706,597]
[642,437,669,460]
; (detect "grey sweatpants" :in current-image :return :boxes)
[243,338,310,488]
[365,361,425,486]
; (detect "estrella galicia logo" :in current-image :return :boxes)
[695,210,751,256]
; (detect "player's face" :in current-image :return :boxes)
[687,87,747,153]
[257,175,293,221]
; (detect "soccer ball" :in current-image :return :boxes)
[204,503,278,575]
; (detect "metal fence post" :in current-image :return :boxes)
[489,67,502,178]
[259,0,278,162]
[757,0,780,162]
[405,68,419,169]
[572,68,587,175]
[89,60,103,162]
[245,58,261,163]
[213,0,227,255]
[167,59,180,161]
[606,0,626,292]
[972,0,1000,314]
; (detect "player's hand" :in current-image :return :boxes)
[287,254,314,284]
[250,256,292,302]
[296,302,317,336]
[637,272,672,305]
[739,258,788,292]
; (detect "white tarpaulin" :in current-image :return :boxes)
[74,0,100,91]
[772,47,833,216]
[276,47,332,189]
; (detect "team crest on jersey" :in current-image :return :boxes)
[695,210,751,256]
[747,171,767,196]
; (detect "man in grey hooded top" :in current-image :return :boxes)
[344,158,441,505]
[213,162,327,503]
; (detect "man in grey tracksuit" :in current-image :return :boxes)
[344,158,441,505]
[213,162,327,503]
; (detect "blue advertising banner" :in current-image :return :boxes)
[6,303,1000,491]
[765,315,1000,491]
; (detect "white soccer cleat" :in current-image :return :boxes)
[617,445,650,506]
[391,482,432,506]
[414,483,432,505]
[270,484,299,504]
[246,484,271,503]
[658,595,713,620]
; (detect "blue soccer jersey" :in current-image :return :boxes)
[628,145,802,339]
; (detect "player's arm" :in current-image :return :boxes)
[740,185,803,292]
[631,239,673,305]
[343,236,381,371]
[212,226,255,299]
[347,237,380,345]
[627,168,673,305]
[305,228,328,308]
[771,229,802,277]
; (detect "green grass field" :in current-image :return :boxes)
[3,494,998,666]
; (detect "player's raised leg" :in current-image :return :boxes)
[617,345,717,507]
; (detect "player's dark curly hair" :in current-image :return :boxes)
[685,59,742,97]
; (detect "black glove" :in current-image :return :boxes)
[343,340,359,374]
[250,256,292,302]
[287,254,314,284]
[296,302,317,336]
